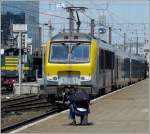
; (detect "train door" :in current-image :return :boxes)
[111,52,115,87]
[98,48,105,95]
[114,55,119,87]
[103,50,106,88]
[104,50,113,93]
[99,49,105,88]
[145,62,148,78]
[118,56,122,86]
[96,48,100,88]
[129,58,132,83]
[121,57,125,85]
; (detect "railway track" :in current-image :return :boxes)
[1,105,61,133]
[2,94,38,105]
[1,95,68,133]
[2,102,55,113]
[2,95,49,113]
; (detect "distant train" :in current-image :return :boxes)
[44,32,147,102]
[1,48,36,89]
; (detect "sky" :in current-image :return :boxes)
[39,0,149,51]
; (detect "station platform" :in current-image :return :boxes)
[13,79,148,133]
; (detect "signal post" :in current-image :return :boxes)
[13,24,27,94]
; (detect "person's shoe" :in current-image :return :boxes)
[70,120,76,125]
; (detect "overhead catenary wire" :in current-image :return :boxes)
[2,1,148,45]
[63,0,93,21]
[62,0,148,39]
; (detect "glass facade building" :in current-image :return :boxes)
[1,1,41,54]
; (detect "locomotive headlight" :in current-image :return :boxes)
[80,76,91,81]
[47,75,58,81]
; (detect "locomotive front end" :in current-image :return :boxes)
[44,33,97,95]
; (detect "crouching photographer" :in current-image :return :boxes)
[68,90,91,125]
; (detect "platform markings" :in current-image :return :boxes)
[10,80,144,134]
[92,82,139,102]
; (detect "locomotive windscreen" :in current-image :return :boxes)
[49,42,90,63]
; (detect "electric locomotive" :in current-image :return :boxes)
[44,32,146,101]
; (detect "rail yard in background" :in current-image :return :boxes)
[1,0,149,133]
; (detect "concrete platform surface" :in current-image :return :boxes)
[14,79,148,133]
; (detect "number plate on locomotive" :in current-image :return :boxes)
[58,76,80,85]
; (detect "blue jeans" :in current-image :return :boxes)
[69,104,76,120]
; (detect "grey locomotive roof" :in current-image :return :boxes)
[51,32,91,42]
[51,32,146,62]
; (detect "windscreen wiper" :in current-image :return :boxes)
[71,43,81,53]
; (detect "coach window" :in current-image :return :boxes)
[112,52,115,69]
[105,50,112,69]
[99,49,104,70]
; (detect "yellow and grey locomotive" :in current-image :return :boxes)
[44,32,146,101]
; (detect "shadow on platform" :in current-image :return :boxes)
[63,122,94,126]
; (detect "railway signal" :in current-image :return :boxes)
[13,24,27,95]
[21,33,27,49]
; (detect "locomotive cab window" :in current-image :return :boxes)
[50,44,68,62]
[71,44,90,63]
[49,42,90,63]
